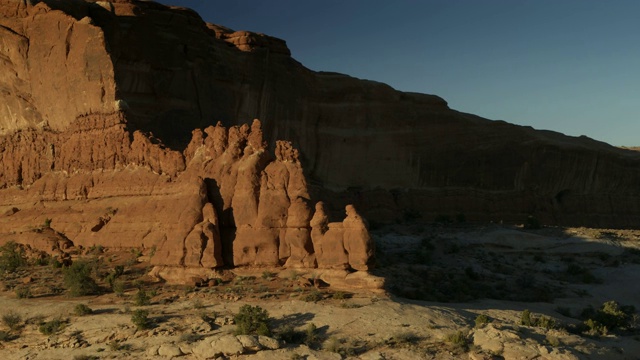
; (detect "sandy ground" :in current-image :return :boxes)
[0,224,639,359]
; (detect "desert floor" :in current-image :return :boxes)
[1,223,639,359]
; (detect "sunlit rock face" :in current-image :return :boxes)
[2,0,640,280]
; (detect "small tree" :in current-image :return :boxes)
[234,305,271,336]
[0,242,27,272]
[131,309,151,330]
[133,289,151,306]
[521,309,533,326]
[63,261,100,296]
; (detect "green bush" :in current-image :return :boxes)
[131,309,151,330]
[537,315,556,330]
[112,280,125,296]
[74,304,93,316]
[63,261,100,296]
[39,318,65,335]
[133,288,151,306]
[521,309,533,326]
[234,305,270,336]
[0,330,16,341]
[444,330,468,351]
[475,314,490,328]
[277,322,318,346]
[332,291,348,300]
[1,311,22,332]
[581,300,637,335]
[0,241,27,272]
[15,287,33,299]
[391,330,419,344]
[301,290,323,302]
[323,336,356,356]
[546,334,561,347]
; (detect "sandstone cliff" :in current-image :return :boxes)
[0,0,379,283]
[1,0,640,237]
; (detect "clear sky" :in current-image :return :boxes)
[157,1,640,146]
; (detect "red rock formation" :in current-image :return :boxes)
[1,0,640,283]
[310,202,374,271]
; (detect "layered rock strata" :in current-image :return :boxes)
[1,0,640,241]
[0,116,375,282]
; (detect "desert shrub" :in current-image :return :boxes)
[262,271,276,279]
[105,265,125,285]
[192,298,204,309]
[85,245,104,256]
[0,241,27,272]
[2,311,22,331]
[32,253,51,266]
[581,300,637,335]
[323,336,356,356]
[391,330,419,344]
[15,287,33,299]
[63,261,100,296]
[304,322,318,345]
[537,315,556,330]
[475,314,490,328]
[0,330,16,341]
[521,309,533,326]
[133,288,151,306]
[50,258,63,269]
[546,334,561,347]
[234,305,270,336]
[332,291,348,300]
[131,309,151,330]
[108,340,131,351]
[301,290,323,302]
[277,324,300,343]
[39,318,65,335]
[74,304,93,316]
[278,322,318,346]
[444,330,468,351]
[130,248,143,258]
[324,336,341,352]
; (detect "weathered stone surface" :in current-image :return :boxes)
[236,335,262,351]
[257,335,281,350]
[158,343,183,357]
[2,0,639,289]
[310,203,373,271]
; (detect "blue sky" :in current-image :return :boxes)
[158,1,640,146]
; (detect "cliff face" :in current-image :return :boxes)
[1,0,640,235]
[0,0,377,283]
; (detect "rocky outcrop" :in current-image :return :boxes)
[310,202,375,271]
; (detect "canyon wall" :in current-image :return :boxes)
[1,0,640,237]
